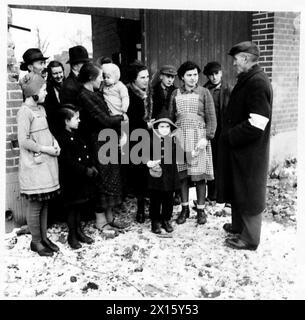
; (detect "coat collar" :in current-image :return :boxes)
[236,64,262,85]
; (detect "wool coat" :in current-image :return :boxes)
[17,104,60,195]
[146,129,181,192]
[57,129,96,206]
[124,86,152,197]
[44,81,62,138]
[217,64,273,215]
[77,87,124,208]
[151,82,177,119]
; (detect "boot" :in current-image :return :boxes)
[40,201,59,252]
[176,205,190,224]
[197,208,207,225]
[162,220,174,233]
[151,220,162,234]
[67,209,82,249]
[68,231,82,249]
[30,241,53,257]
[136,198,145,223]
[76,211,94,244]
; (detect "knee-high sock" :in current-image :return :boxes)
[39,201,49,242]
[26,200,43,243]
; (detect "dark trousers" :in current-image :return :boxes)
[149,190,173,222]
[231,202,262,246]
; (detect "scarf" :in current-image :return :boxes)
[127,82,153,121]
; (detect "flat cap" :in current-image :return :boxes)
[203,61,222,76]
[160,64,177,76]
[228,41,260,57]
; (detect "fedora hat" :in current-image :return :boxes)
[67,45,90,64]
[20,48,49,71]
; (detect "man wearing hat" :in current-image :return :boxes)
[217,41,273,250]
[20,48,48,75]
[60,45,90,106]
[203,61,232,205]
[151,64,178,119]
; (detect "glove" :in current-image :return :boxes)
[147,160,161,168]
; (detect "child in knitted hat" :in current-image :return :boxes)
[17,72,61,257]
[102,63,129,152]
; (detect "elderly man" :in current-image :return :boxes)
[217,41,273,250]
[44,60,65,137]
[60,45,90,106]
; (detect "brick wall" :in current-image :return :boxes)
[7,8,22,174]
[251,11,300,134]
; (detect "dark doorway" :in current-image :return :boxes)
[114,19,142,83]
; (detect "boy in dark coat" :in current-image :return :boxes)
[218,41,273,251]
[57,105,97,249]
[146,113,181,234]
[203,61,232,205]
[151,65,177,119]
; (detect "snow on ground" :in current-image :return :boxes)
[3,181,297,300]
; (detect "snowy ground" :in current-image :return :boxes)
[2,208,297,299]
[3,165,298,299]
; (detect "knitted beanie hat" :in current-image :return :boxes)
[102,63,121,82]
[19,72,45,97]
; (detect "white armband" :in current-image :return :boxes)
[248,113,269,130]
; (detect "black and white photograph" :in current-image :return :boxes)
[1,0,305,302]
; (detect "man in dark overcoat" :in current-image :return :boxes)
[60,45,90,107]
[217,41,273,250]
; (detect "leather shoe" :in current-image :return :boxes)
[42,238,60,252]
[225,237,257,251]
[151,221,162,234]
[76,229,94,244]
[223,223,240,234]
[162,220,173,233]
[176,206,190,224]
[30,241,54,257]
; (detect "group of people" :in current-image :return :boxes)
[16,40,272,257]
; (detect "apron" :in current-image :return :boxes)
[175,88,214,181]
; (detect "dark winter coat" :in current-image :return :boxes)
[151,82,177,119]
[57,129,96,206]
[217,64,273,215]
[147,130,181,192]
[123,86,153,197]
[204,81,232,171]
[60,71,82,107]
[77,87,124,204]
[44,81,62,138]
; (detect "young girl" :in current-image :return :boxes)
[169,61,217,225]
[56,105,97,249]
[146,113,181,234]
[17,72,61,257]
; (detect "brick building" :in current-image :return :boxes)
[6,6,300,224]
